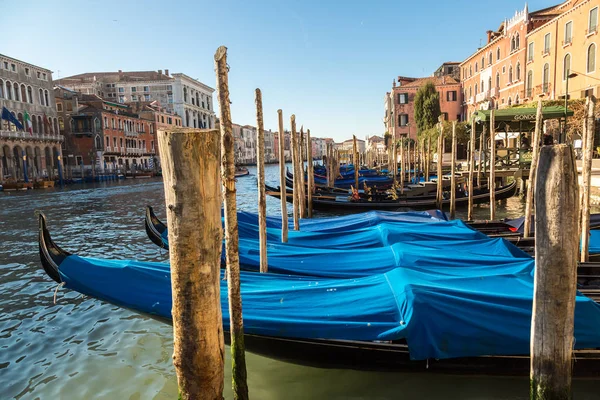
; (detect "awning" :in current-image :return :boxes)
[472,106,574,134]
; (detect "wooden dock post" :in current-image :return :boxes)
[277,110,288,243]
[392,139,397,187]
[530,144,578,400]
[450,121,457,219]
[299,127,306,218]
[353,135,359,190]
[215,46,249,400]
[468,115,476,221]
[408,140,412,184]
[290,115,300,230]
[580,96,596,262]
[524,99,544,238]
[159,127,223,400]
[255,89,268,273]
[436,121,444,210]
[489,109,496,220]
[307,128,314,218]
[477,125,486,187]
[426,136,431,182]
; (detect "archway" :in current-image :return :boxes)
[53,147,62,180]
[2,145,12,180]
[25,146,36,179]
[13,145,24,180]
[34,147,42,179]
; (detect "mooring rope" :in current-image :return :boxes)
[53,282,65,304]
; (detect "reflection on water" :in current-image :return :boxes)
[1,164,599,399]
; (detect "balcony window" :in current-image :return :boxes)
[528,42,534,62]
[564,21,573,44]
[588,44,596,73]
[398,114,409,127]
[542,63,550,93]
[544,33,551,55]
[398,93,409,104]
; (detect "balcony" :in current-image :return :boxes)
[0,130,64,142]
[490,87,499,98]
[476,90,490,103]
[124,130,138,137]
[467,96,475,105]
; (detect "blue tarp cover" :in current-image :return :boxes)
[57,254,600,360]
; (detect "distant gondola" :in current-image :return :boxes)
[37,212,600,376]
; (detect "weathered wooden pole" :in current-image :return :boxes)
[408,140,412,184]
[255,89,268,273]
[215,46,249,400]
[159,127,223,400]
[391,139,397,187]
[277,110,288,243]
[467,115,476,221]
[326,143,331,187]
[290,115,300,230]
[299,126,306,218]
[530,144,578,400]
[489,109,496,220]
[477,125,486,187]
[524,99,544,238]
[450,121,457,219]
[426,135,431,182]
[353,135,359,190]
[400,139,405,193]
[436,122,444,209]
[307,128,314,218]
[580,96,596,262]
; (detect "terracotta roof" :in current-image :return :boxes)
[530,1,569,17]
[397,76,460,89]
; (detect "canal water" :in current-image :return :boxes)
[1,164,599,400]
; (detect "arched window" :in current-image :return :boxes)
[481,56,485,68]
[5,81,11,100]
[469,86,472,98]
[497,47,501,60]
[496,72,500,88]
[58,117,64,131]
[13,83,19,101]
[489,52,493,65]
[542,63,550,93]
[183,87,188,102]
[515,33,520,49]
[94,118,101,132]
[27,86,32,103]
[511,37,515,51]
[475,83,478,95]
[588,44,596,73]
[0,79,3,98]
[17,113,24,128]
[481,80,485,92]
[475,62,478,72]
[563,54,571,80]
[38,116,44,134]
[488,77,492,92]
[20,84,26,102]
[95,135,102,149]
[44,90,49,107]
[185,110,190,127]
[469,65,472,77]
[509,66,513,83]
[32,115,38,133]
[39,88,44,105]
[516,63,521,80]
[515,94,520,105]
[508,97,512,106]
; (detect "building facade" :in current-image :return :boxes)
[171,73,215,129]
[0,54,63,182]
[460,3,568,119]
[525,0,599,102]
[389,76,462,141]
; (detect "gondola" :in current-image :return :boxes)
[267,180,518,212]
[37,212,600,376]
[235,166,250,177]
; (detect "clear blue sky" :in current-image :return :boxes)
[4,0,553,142]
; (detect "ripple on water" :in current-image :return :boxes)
[2,171,600,399]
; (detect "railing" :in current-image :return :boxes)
[562,37,573,46]
[476,90,490,103]
[124,130,137,137]
[105,146,111,152]
[586,26,598,36]
[0,130,65,142]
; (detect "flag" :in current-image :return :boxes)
[24,111,33,135]
[1,107,24,130]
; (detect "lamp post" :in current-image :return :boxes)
[563,70,578,143]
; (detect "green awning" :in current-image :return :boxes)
[473,106,573,123]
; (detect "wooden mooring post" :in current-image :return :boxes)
[425,136,431,182]
[290,115,300,230]
[477,125,486,187]
[255,89,268,273]
[450,121,457,219]
[400,139,405,193]
[215,46,249,400]
[277,110,288,243]
[468,115,476,221]
[159,127,224,400]
[436,122,444,210]
[489,109,496,221]
[299,127,306,218]
[524,99,544,238]
[580,96,596,262]
[307,128,314,218]
[353,135,359,190]
[530,144,578,400]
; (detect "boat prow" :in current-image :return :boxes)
[37,211,71,284]
[145,206,168,249]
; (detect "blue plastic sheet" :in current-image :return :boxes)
[56,254,600,360]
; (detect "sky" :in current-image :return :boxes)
[4,0,555,142]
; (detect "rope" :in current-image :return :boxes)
[53,282,65,304]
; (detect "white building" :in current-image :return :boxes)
[171,73,215,129]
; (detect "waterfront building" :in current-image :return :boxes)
[525,0,599,102]
[0,54,63,182]
[386,75,462,141]
[59,69,215,132]
[54,88,156,174]
[460,3,568,120]
[434,62,461,80]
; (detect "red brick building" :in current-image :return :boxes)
[386,75,462,141]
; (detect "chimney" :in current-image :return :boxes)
[165,69,169,76]
[393,79,396,88]
[486,30,493,43]
[158,69,162,75]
